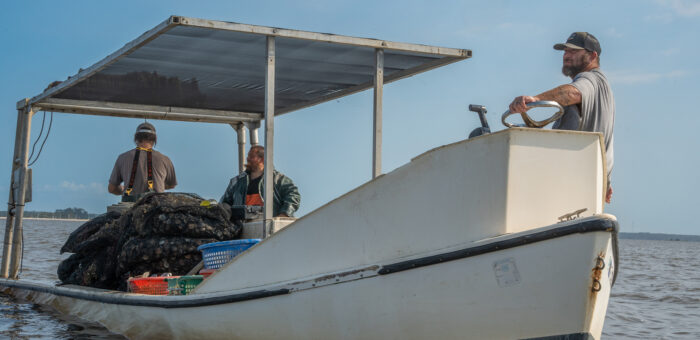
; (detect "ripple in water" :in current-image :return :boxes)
[604,239,700,340]
[0,219,126,339]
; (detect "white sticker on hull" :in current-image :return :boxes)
[493,257,521,287]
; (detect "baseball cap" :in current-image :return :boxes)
[554,32,601,55]
[136,122,156,135]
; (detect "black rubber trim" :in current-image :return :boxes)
[0,280,288,308]
[521,332,594,340]
[0,216,618,309]
[611,227,619,286]
[379,217,619,275]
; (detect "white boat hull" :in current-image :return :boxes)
[2,129,617,339]
[1,216,617,340]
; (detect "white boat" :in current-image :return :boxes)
[0,16,618,340]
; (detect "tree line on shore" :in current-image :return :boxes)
[0,207,97,220]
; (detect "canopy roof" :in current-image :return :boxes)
[25,16,470,123]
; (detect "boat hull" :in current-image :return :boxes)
[1,217,617,340]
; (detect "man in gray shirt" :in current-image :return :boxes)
[509,32,615,203]
[108,122,177,202]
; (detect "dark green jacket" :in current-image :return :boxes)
[220,170,301,217]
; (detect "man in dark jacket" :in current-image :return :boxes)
[220,145,300,217]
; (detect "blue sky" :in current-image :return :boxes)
[1,0,698,234]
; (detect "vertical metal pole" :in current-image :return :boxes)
[373,49,384,179]
[231,123,247,173]
[250,128,259,146]
[1,102,28,278]
[263,36,275,238]
[7,104,32,279]
[246,121,260,146]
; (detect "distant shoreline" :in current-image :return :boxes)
[1,217,698,240]
[620,232,700,242]
[0,217,88,222]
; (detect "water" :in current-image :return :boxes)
[0,219,125,339]
[603,239,700,339]
[1,219,699,339]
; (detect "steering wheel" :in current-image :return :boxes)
[501,101,564,128]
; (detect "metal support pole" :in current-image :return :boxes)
[373,49,384,179]
[246,121,261,146]
[1,103,27,277]
[263,36,275,238]
[2,103,33,278]
[231,123,247,173]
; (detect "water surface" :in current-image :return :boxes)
[0,219,125,339]
[1,219,698,339]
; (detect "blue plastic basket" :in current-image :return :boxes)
[197,239,261,269]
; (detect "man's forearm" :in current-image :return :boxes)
[535,84,581,107]
[108,183,123,196]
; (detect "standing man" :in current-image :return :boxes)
[221,145,300,217]
[509,32,615,203]
[108,122,177,202]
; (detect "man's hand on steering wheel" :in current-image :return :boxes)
[509,95,539,114]
[502,99,564,128]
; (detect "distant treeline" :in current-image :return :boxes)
[0,208,98,220]
[620,232,700,242]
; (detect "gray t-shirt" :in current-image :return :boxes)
[109,148,177,194]
[553,68,615,176]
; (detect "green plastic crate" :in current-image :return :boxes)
[166,275,204,295]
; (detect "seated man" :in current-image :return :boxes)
[508,32,614,203]
[220,145,300,217]
[108,122,177,202]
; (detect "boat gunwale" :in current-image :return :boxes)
[0,215,618,309]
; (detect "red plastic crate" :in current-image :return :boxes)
[127,277,170,295]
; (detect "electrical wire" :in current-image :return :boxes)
[27,111,47,162]
[28,111,53,166]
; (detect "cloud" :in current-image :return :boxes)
[660,47,681,56]
[609,70,688,84]
[454,25,490,38]
[644,13,674,23]
[455,21,541,39]
[42,181,105,194]
[497,22,515,30]
[654,0,700,17]
[606,28,624,38]
[61,181,105,193]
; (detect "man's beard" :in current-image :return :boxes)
[245,162,262,172]
[562,53,591,77]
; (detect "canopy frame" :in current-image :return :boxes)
[2,16,471,278]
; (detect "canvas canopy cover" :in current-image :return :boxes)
[26,16,471,123]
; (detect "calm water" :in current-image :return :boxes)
[0,219,125,339]
[603,238,700,339]
[1,219,699,339]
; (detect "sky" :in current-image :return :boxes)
[0,0,698,235]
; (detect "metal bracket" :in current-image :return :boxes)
[16,98,29,110]
[558,208,588,222]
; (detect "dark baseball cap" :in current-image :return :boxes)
[136,122,156,135]
[554,32,601,55]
